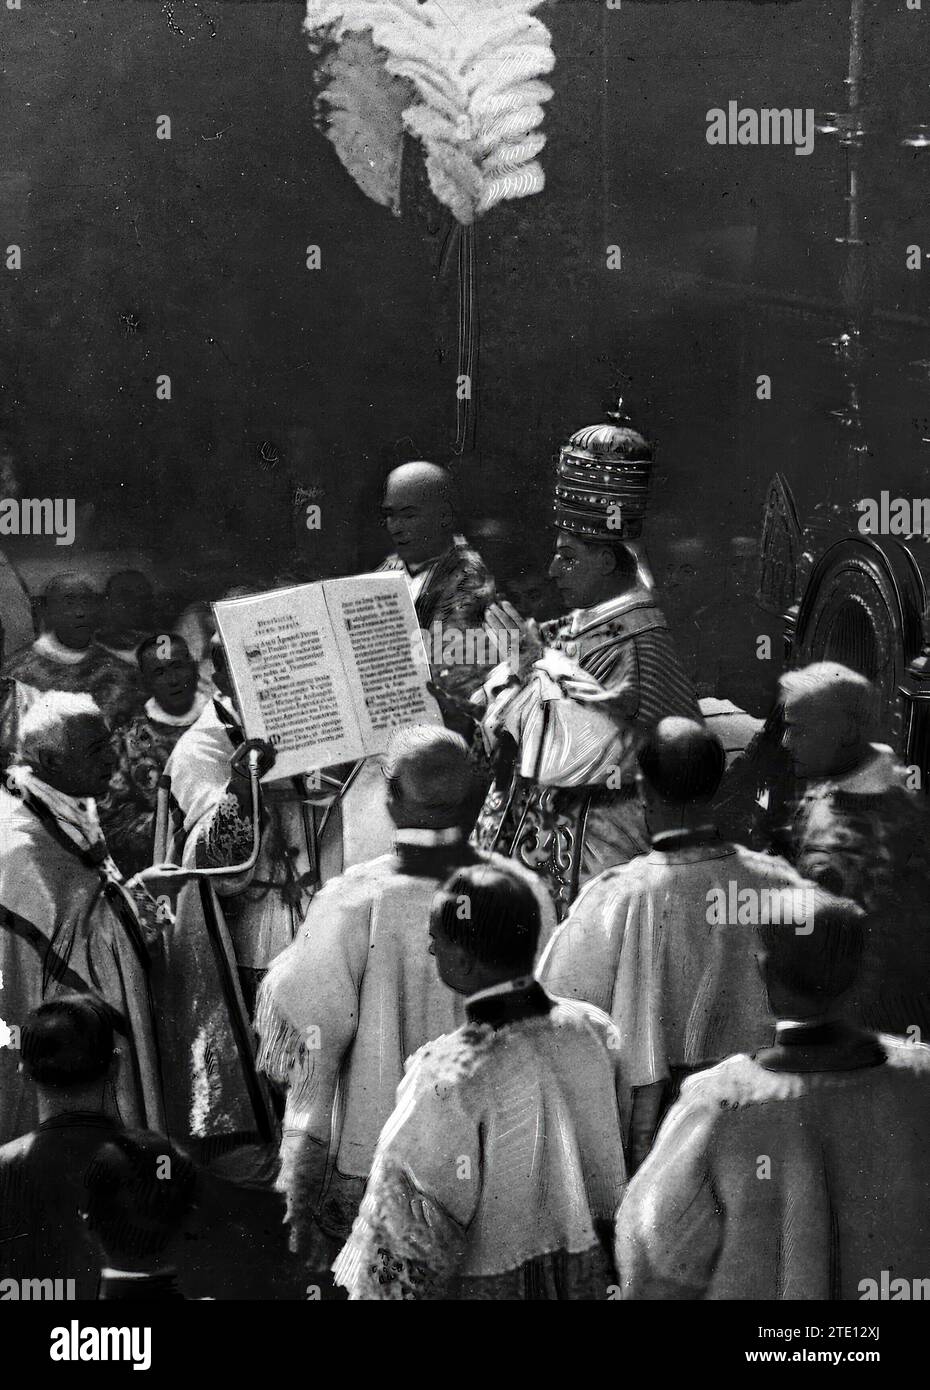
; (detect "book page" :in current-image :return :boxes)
[323,572,442,755]
[212,585,365,780]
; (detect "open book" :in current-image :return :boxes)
[212,573,442,781]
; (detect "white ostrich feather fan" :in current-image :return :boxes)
[305,0,557,225]
[312,30,414,215]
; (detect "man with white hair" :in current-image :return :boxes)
[255,723,556,1275]
[0,691,165,1144]
[779,662,879,789]
[780,661,930,1035]
[4,572,143,729]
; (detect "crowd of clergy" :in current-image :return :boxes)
[1,428,929,1301]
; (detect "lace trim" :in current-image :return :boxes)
[407,1001,613,1090]
[333,1156,466,1300]
[198,792,253,869]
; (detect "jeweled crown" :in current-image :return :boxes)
[553,398,654,540]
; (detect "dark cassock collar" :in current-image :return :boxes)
[393,827,474,880]
[754,1018,887,1074]
[466,976,554,1030]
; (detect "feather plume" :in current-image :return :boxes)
[312,29,414,215]
[305,0,557,225]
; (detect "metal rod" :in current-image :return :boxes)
[141,753,263,885]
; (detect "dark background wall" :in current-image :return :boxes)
[2,0,929,714]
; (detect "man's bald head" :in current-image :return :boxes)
[381,462,457,567]
[382,723,475,830]
[385,461,455,502]
[637,716,725,804]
